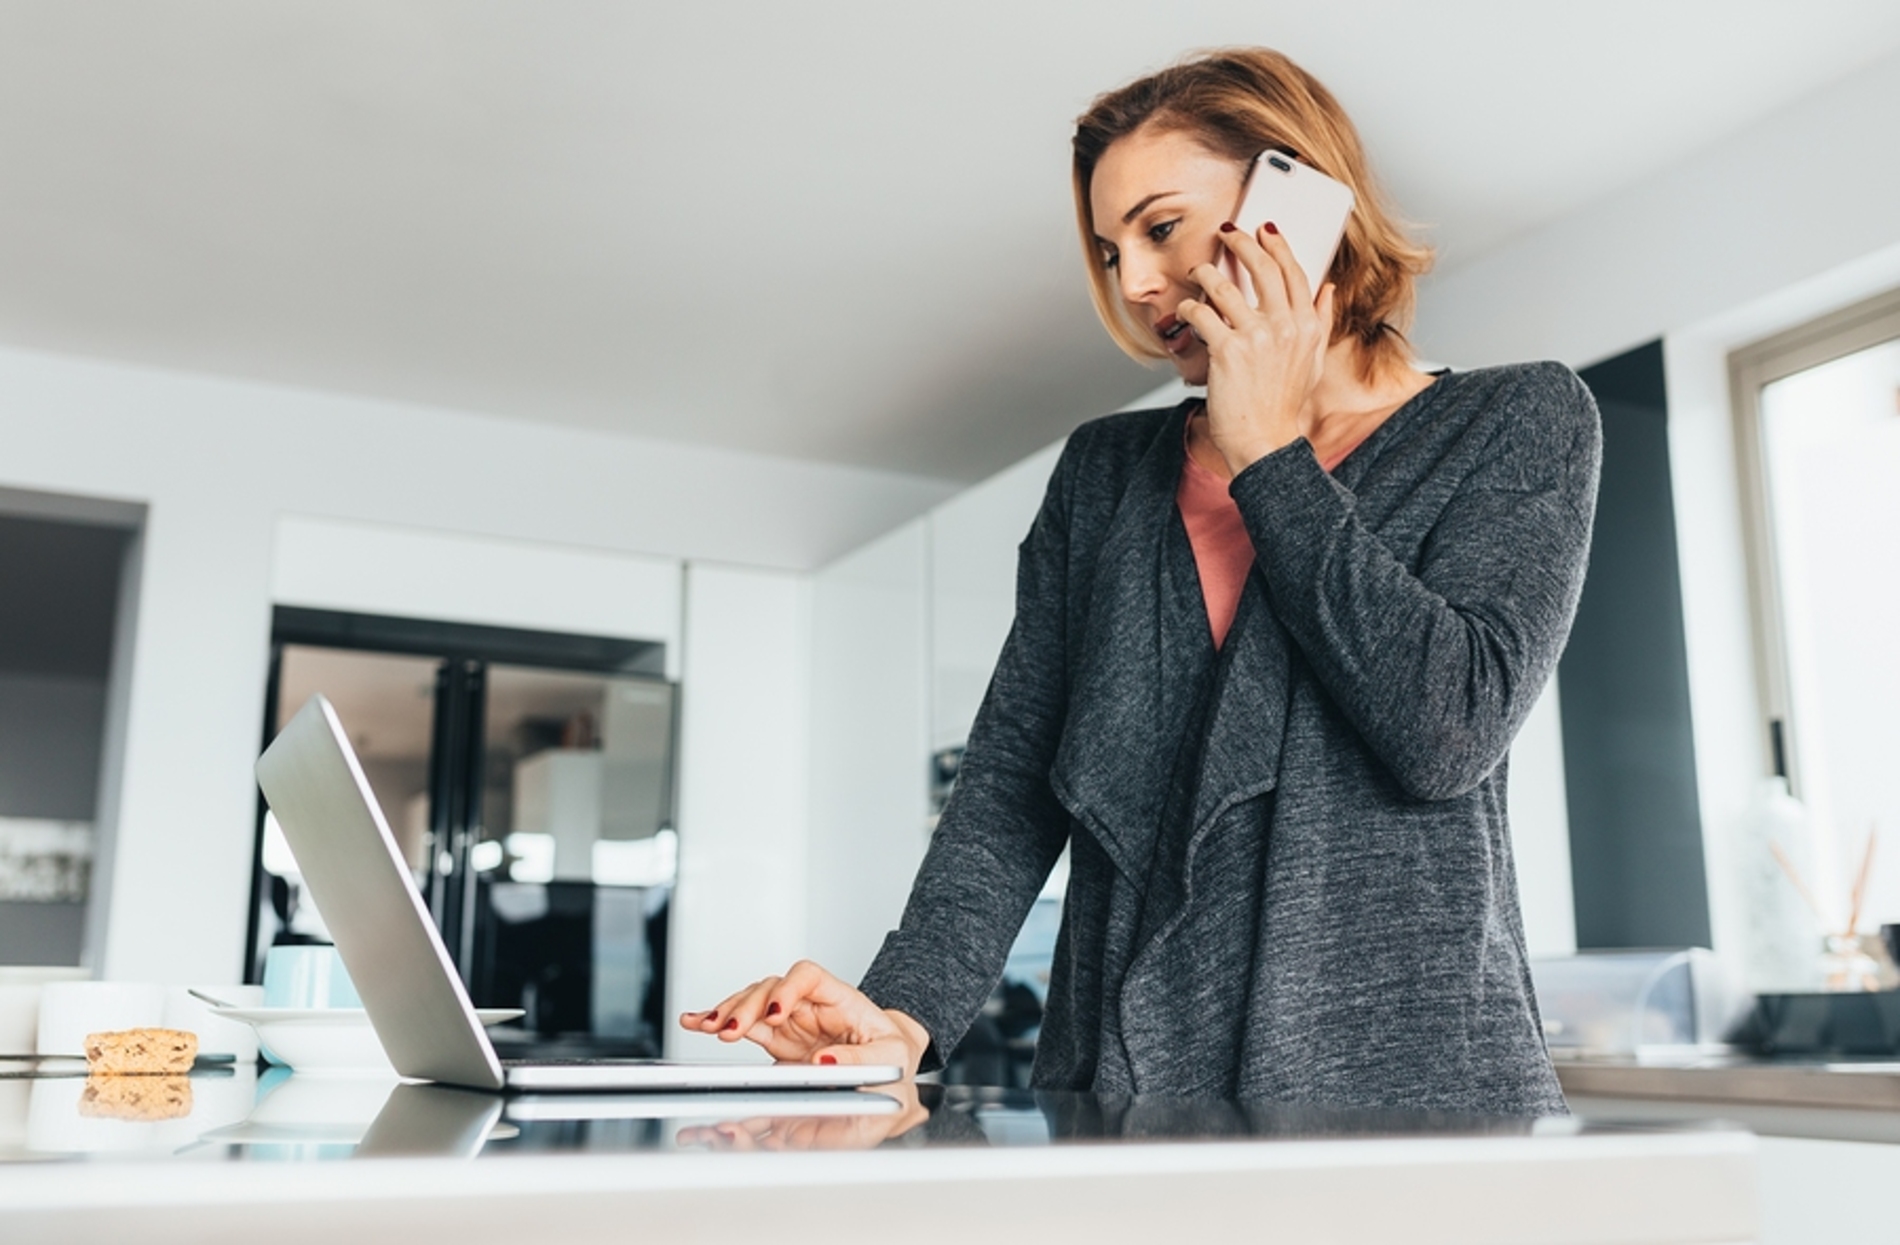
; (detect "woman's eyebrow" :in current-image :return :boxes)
[1120,191,1181,224]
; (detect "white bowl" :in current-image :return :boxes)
[212,1007,522,1077]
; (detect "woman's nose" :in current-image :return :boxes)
[1118,252,1167,306]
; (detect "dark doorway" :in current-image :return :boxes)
[0,493,142,967]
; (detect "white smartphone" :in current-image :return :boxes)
[1223,149,1355,307]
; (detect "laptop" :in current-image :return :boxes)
[256,693,902,1094]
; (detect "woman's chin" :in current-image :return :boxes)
[1171,354,1210,387]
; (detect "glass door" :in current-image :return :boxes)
[249,611,674,1056]
[257,646,442,946]
[470,666,676,1054]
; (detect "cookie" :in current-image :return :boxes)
[83,1027,198,1074]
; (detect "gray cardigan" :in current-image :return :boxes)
[860,362,1600,1115]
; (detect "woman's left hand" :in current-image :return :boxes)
[1176,223,1336,475]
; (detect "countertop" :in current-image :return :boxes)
[1556,1056,1900,1145]
[1556,1056,1900,1110]
[0,1064,1756,1245]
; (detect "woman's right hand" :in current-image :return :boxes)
[678,960,930,1077]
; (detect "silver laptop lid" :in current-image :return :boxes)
[257,694,506,1091]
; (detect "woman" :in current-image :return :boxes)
[683,47,1597,1115]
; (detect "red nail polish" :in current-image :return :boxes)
[767,1002,781,1017]
[724,1019,739,1031]
[818,1054,838,1066]
[1218,221,1237,233]
[1264,221,1279,235]
[703,1011,718,1022]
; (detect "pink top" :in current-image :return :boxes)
[1177,439,1255,649]
[1178,415,1369,648]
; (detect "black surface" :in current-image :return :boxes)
[1730,991,1900,1056]
[427,657,486,972]
[1565,343,1712,950]
[0,514,130,679]
[472,881,668,1057]
[271,606,664,676]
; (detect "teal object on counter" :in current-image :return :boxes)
[262,946,363,1009]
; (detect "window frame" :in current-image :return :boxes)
[1728,285,1900,796]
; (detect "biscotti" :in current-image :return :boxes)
[83,1027,198,1074]
[79,1074,193,1121]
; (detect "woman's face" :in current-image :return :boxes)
[1089,125,1247,386]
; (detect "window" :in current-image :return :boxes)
[1732,288,1900,927]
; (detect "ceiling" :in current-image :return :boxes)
[4,2,1900,483]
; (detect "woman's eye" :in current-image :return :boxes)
[1147,219,1180,245]
[1101,249,1120,270]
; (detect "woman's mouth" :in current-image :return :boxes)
[1155,314,1194,355]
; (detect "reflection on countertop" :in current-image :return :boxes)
[0,1060,1738,1165]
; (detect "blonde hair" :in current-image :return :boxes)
[1072,48,1433,379]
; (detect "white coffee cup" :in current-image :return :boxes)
[164,985,265,1064]
[34,981,167,1058]
[0,967,90,1056]
[0,1080,31,1153]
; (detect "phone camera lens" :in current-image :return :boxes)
[1267,155,1292,172]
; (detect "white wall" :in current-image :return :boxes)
[1414,52,1900,375]
[1509,688,1576,957]
[802,437,1070,988]
[1415,49,1900,961]
[805,521,931,985]
[272,516,686,678]
[928,441,1066,752]
[0,344,952,985]
[668,564,811,1059]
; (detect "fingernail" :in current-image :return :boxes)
[767,1002,781,1017]
[1264,221,1279,235]
[818,1054,838,1066]
[724,1019,739,1031]
[1218,221,1236,233]
[703,1011,717,1022]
